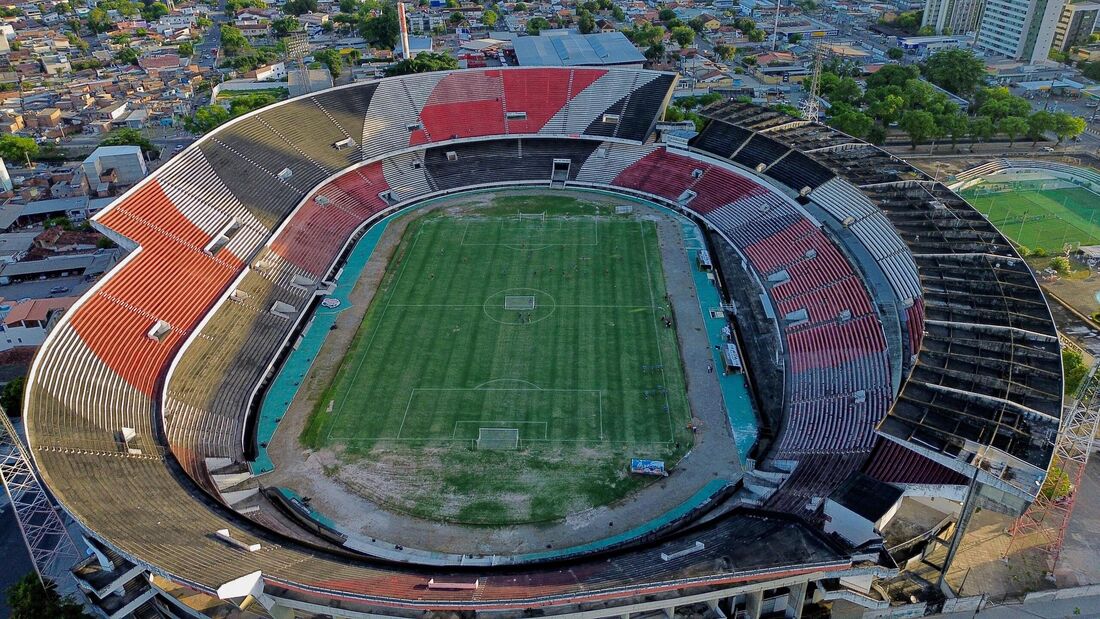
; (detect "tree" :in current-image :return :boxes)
[220,25,250,54]
[865,63,919,89]
[1063,349,1089,395]
[828,108,874,138]
[1085,62,1100,82]
[968,116,994,145]
[1026,110,1054,145]
[658,7,676,22]
[87,7,110,33]
[868,93,905,125]
[788,32,802,44]
[899,109,936,148]
[644,42,665,62]
[141,1,168,20]
[225,0,264,15]
[384,51,458,76]
[820,72,861,106]
[482,9,497,27]
[1050,256,1072,276]
[671,25,694,47]
[338,0,357,11]
[939,112,968,151]
[282,0,317,15]
[920,48,986,97]
[714,43,734,61]
[976,86,1030,122]
[748,29,765,42]
[272,16,300,37]
[184,104,231,133]
[999,115,1028,147]
[0,135,38,166]
[1052,111,1086,145]
[7,572,92,619]
[514,1,526,10]
[525,16,549,35]
[360,4,399,48]
[1041,462,1073,501]
[577,11,595,33]
[886,47,903,60]
[100,128,157,156]
[178,41,194,56]
[611,5,624,20]
[314,48,342,78]
[1,376,24,416]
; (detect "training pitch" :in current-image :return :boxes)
[301,195,694,525]
[961,183,1100,251]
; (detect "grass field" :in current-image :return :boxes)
[960,184,1100,251]
[301,195,693,525]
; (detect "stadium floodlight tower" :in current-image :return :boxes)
[0,413,81,589]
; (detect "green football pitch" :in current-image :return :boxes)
[960,185,1100,251]
[301,195,694,524]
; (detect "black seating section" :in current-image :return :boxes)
[198,140,306,228]
[732,134,789,170]
[765,150,834,191]
[423,139,602,190]
[585,74,675,142]
[689,121,753,159]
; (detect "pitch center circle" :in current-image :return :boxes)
[483,288,557,325]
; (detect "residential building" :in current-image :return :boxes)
[974,0,1067,63]
[0,296,76,352]
[921,0,984,34]
[80,145,147,188]
[1052,2,1100,51]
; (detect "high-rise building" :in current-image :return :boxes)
[922,0,985,35]
[975,0,1068,63]
[1052,2,1100,51]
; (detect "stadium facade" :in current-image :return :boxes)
[19,68,1061,618]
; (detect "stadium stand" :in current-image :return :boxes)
[21,71,1060,617]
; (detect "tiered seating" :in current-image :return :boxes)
[606,73,676,141]
[862,438,967,485]
[198,139,306,226]
[416,70,506,142]
[503,68,603,134]
[423,139,601,190]
[765,150,834,191]
[310,83,377,159]
[212,117,329,193]
[732,134,790,170]
[255,97,365,173]
[566,70,638,137]
[382,151,435,201]
[905,298,924,358]
[688,121,753,158]
[611,148,708,201]
[574,142,658,185]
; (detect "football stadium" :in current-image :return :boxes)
[18,68,1063,618]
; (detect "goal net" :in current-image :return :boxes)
[477,427,520,450]
[504,296,536,310]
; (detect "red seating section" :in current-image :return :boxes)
[71,181,243,396]
[271,162,390,277]
[502,68,604,133]
[906,298,925,356]
[612,149,707,201]
[417,70,506,142]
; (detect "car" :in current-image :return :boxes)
[49,285,69,294]
[173,144,184,152]
[1040,146,1055,152]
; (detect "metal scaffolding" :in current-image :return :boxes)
[1004,345,1100,571]
[0,412,81,586]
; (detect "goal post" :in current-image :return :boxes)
[476,427,520,450]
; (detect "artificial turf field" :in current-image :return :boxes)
[960,184,1100,251]
[301,195,694,524]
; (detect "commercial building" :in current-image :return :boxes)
[80,145,147,188]
[974,0,1067,63]
[921,0,985,35]
[1052,2,1100,52]
[513,32,645,68]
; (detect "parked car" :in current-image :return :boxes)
[49,285,69,294]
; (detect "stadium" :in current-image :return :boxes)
[18,68,1062,618]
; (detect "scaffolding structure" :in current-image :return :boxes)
[0,412,81,586]
[800,45,823,121]
[1003,345,1100,571]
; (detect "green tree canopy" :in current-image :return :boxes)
[384,51,458,76]
[920,48,986,97]
[999,115,1029,146]
[1026,110,1054,145]
[220,25,250,54]
[272,16,300,37]
[525,16,550,35]
[886,47,903,60]
[1052,111,1086,144]
[658,7,676,21]
[100,127,157,155]
[7,572,92,619]
[1,376,24,416]
[827,107,875,139]
[865,63,920,90]
[899,109,937,148]
[0,135,38,166]
[671,24,694,47]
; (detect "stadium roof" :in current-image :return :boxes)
[513,32,645,67]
